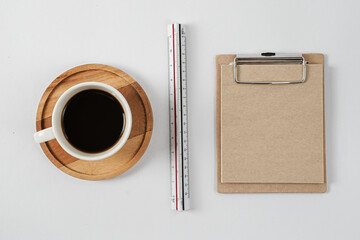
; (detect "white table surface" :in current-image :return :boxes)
[1,0,359,239]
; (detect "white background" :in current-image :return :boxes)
[0,0,359,239]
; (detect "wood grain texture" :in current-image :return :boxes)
[35,64,153,180]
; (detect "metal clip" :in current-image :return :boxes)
[233,53,308,84]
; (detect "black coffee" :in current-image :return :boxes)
[61,89,125,153]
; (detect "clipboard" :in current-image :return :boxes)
[216,53,326,193]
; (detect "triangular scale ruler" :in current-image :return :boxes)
[168,23,190,211]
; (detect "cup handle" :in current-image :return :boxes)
[34,127,55,143]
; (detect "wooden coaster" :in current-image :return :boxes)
[36,64,153,180]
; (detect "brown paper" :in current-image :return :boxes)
[216,54,327,193]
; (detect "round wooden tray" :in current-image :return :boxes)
[36,64,153,180]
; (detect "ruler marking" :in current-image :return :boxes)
[182,28,189,202]
[178,24,185,211]
[172,24,178,211]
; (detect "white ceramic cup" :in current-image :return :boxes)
[34,82,132,161]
